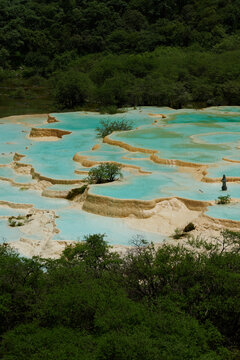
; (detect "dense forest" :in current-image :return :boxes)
[1,0,240,114]
[0,233,240,359]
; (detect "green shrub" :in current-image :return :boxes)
[8,215,31,227]
[172,228,184,239]
[99,105,120,114]
[216,195,231,204]
[11,88,25,99]
[0,233,239,359]
[8,219,17,227]
[66,185,88,200]
[54,71,94,109]
[96,118,133,138]
[87,163,122,184]
[8,217,23,227]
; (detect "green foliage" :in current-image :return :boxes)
[216,195,231,204]
[0,232,240,359]
[62,234,121,275]
[8,215,31,227]
[213,35,240,53]
[172,228,184,239]
[218,229,240,254]
[1,325,95,360]
[54,70,94,109]
[11,88,25,99]
[87,163,122,184]
[66,185,88,200]
[2,0,240,112]
[49,48,240,109]
[96,118,133,138]
[1,0,240,72]
[124,236,240,346]
[98,105,122,114]
[3,48,240,112]
[0,245,43,336]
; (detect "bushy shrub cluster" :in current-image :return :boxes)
[0,232,239,359]
[8,214,31,227]
[87,163,122,184]
[216,195,231,204]
[2,0,240,112]
[96,118,133,138]
[2,0,240,71]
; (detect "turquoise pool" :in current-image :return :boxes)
[1,106,240,244]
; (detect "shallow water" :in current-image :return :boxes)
[1,106,240,244]
[208,162,240,178]
[206,203,240,221]
[206,106,240,113]
[54,208,164,246]
[112,113,240,164]
[0,219,23,243]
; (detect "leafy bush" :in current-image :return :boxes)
[11,88,25,99]
[87,163,122,184]
[172,228,184,239]
[216,195,231,204]
[8,215,30,227]
[8,215,25,227]
[66,185,88,200]
[8,219,17,227]
[0,232,239,359]
[96,118,133,138]
[98,105,121,114]
[54,70,94,109]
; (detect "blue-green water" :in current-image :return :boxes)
[54,208,164,245]
[111,113,240,164]
[206,203,240,221]
[1,107,240,245]
[0,207,27,217]
[208,163,240,178]
[0,219,23,242]
[206,106,240,113]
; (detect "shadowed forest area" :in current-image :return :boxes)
[1,0,240,114]
[0,234,240,359]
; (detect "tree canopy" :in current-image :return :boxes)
[1,0,240,113]
[0,233,239,359]
[1,0,240,70]
[87,163,122,184]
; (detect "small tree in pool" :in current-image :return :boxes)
[96,118,133,138]
[216,195,231,204]
[87,163,122,184]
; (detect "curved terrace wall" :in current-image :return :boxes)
[29,128,71,138]
[82,191,211,218]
